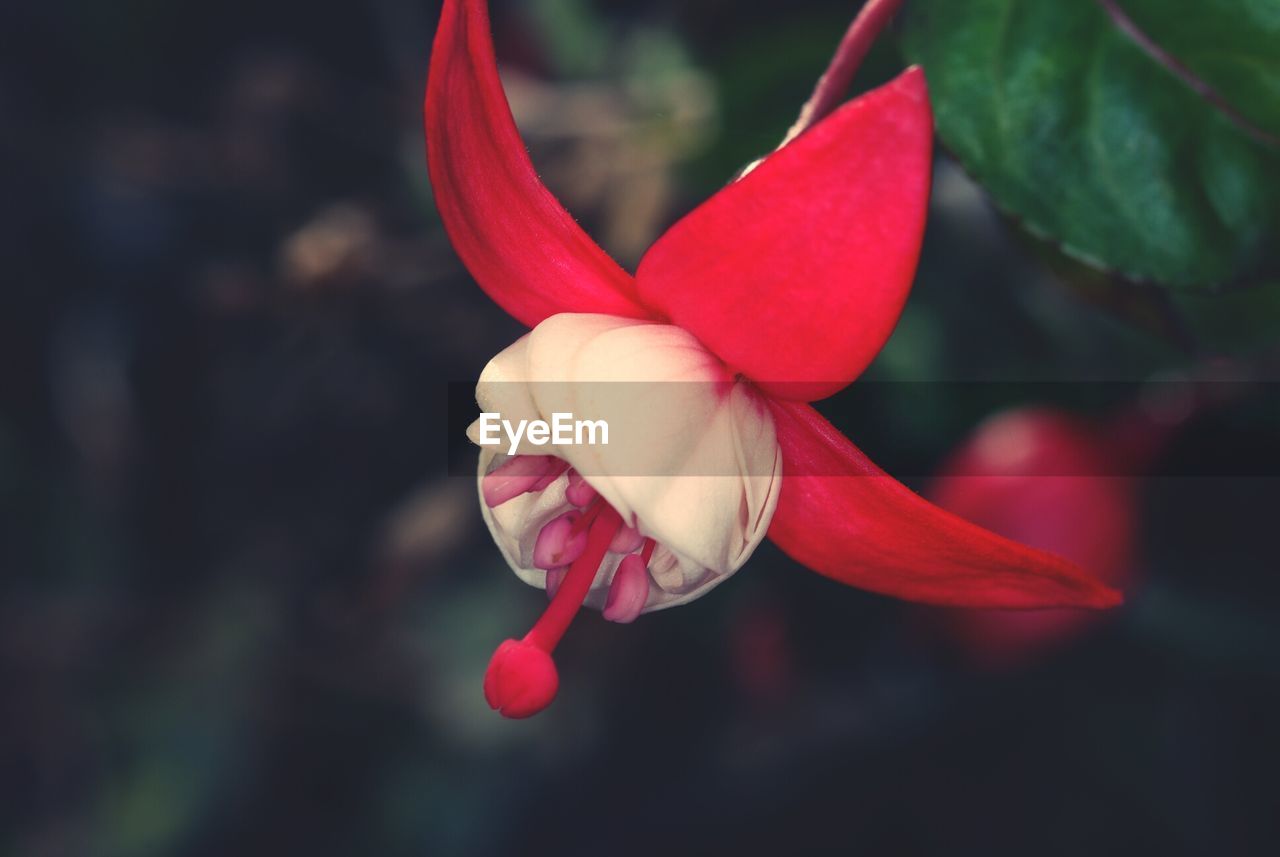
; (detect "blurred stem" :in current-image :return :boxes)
[779,0,907,147]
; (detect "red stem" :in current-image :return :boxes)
[779,0,907,147]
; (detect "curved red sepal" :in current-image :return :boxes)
[634,68,933,402]
[766,400,1124,609]
[425,0,650,327]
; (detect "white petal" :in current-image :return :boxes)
[473,313,782,613]
[468,334,547,456]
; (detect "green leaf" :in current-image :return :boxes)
[1117,0,1280,140]
[902,0,1280,289]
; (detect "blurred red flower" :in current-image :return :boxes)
[926,408,1141,669]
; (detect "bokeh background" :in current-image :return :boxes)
[4,0,1279,854]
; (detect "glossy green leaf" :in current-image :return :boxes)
[1117,0,1280,140]
[902,0,1280,288]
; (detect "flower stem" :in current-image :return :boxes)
[779,0,906,148]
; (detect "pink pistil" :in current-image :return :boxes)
[564,469,598,508]
[603,554,651,624]
[482,455,564,508]
[533,511,587,570]
[484,505,624,718]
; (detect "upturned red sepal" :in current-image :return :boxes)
[635,67,933,401]
[425,0,650,327]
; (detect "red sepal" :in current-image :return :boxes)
[635,68,933,401]
[425,0,650,327]
[766,400,1124,609]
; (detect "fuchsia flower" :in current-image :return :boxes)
[925,408,1145,669]
[425,0,1121,718]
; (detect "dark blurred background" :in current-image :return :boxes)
[3,1,1279,854]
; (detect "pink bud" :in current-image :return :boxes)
[608,524,644,554]
[532,511,587,570]
[603,555,650,624]
[482,455,562,508]
[564,469,598,508]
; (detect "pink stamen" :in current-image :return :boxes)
[533,511,587,570]
[545,567,566,601]
[609,524,644,554]
[482,455,563,508]
[564,468,598,508]
[603,554,651,624]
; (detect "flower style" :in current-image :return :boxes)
[426,0,1121,718]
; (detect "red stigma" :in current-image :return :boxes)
[482,639,558,719]
[483,503,623,718]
